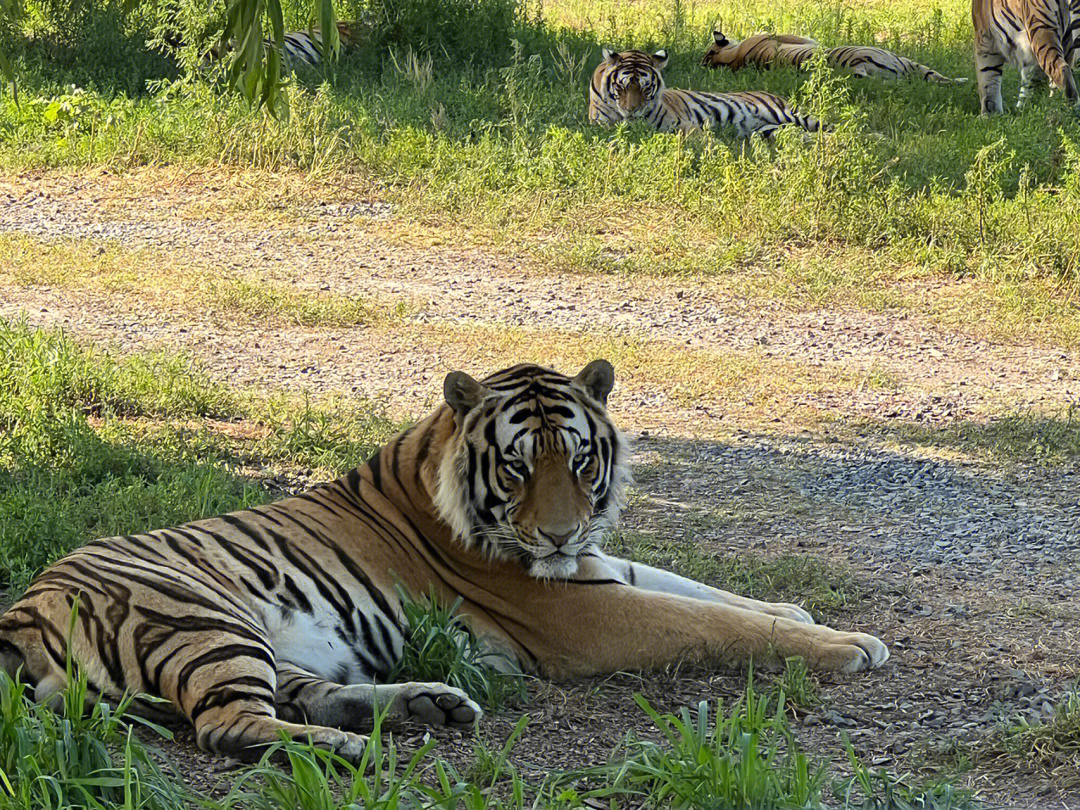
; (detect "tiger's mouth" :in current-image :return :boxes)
[527,549,580,580]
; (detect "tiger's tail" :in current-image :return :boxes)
[915,62,968,84]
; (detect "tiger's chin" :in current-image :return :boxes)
[528,553,579,580]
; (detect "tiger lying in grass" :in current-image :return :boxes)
[701,29,967,85]
[0,361,888,764]
[589,48,823,136]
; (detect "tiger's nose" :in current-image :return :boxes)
[540,528,576,547]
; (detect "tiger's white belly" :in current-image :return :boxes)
[262,603,403,684]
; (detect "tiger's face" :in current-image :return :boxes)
[595,49,669,118]
[435,361,629,580]
[701,30,738,68]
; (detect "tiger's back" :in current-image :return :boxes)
[973,0,1080,112]
[702,30,964,84]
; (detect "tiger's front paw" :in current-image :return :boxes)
[400,682,482,730]
[815,632,889,673]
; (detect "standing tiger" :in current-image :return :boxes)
[972,0,1080,113]
[589,49,823,136]
[701,29,966,84]
[0,361,888,764]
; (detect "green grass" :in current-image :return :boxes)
[4,0,1080,307]
[0,317,400,593]
[992,687,1080,774]
[0,667,184,810]
[607,529,861,614]
[390,587,529,711]
[563,679,977,810]
[772,656,822,712]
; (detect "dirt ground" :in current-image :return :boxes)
[2,169,1079,808]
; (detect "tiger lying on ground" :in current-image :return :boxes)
[972,0,1080,113]
[208,21,358,69]
[589,48,822,136]
[0,361,888,764]
[701,29,967,84]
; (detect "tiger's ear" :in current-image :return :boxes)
[713,29,727,45]
[573,359,615,406]
[651,49,669,69]
[602,47,617,63]
[444,371,490,417]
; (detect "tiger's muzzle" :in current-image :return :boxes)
[617,82,646,115]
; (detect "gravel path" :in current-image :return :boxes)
[2,170,1079,807]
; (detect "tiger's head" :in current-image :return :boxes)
[592,48,669,120]
[434,361,630,580]
[701,28,740,68]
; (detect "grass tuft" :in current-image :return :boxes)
[583,681,828,809]
[992,687,1080,775]
[772,656,822,712]
[0,668,184,810]
[390,586,529,712]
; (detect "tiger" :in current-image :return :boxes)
[0,360,888,765]
[972,0,1080,113]
[701,29,967,84]
[208,21,357,69]
[589,49,823,137]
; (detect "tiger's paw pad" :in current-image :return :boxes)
[402,683,482,729]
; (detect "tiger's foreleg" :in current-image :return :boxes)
[525,583,888,678]
[975,40,1006,114]
[274,663,481,731]
[585,552,815,624]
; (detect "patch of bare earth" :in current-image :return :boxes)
[3,169,1080,807]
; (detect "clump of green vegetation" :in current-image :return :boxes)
[607,529,861,614]
[586,685,828,809]
[772,655,822,712]
[836,735,979,810]
[0,667,184,810]
[562,677,977,810]
[390,586,529,711]
[993,687,1080,773]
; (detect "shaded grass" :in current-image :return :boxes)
[0,318,400,592]
[860,403,1080,465]
[607,529,861,614]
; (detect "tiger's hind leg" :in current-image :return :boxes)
[180,653,371,763]
[274,663,482,731]
[1018,63,1039,109]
